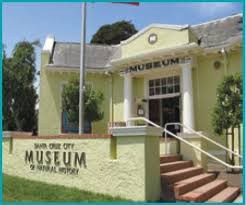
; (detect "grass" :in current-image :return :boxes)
[3,174,130,202]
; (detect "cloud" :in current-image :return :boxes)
[196,2,240,17]
[175,2,242,18]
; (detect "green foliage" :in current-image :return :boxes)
[62,78,104,125]
[3,49,16,130]
[3,174,130,202]
[3,41,39,132]
[90,20,137,45]
[212,73,242,135]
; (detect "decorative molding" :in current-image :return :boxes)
[110,126,162,137]
[148,33,158,44]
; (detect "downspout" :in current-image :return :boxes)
[221,48,228,74]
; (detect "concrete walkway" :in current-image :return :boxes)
[207,160,242,187]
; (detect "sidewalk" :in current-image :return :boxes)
[207,160,242,187]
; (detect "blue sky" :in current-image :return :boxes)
[2,2,243,89]
[3,2,242,55]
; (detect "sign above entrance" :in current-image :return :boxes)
[121,56,192,74]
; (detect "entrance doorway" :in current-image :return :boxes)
[149,96,180,136]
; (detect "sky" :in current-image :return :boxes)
[2,2,243,89]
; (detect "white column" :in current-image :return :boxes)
[124,73,133,125]
[181,63,194,132]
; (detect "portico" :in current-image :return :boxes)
[113,53,196,132]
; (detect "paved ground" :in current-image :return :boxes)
[207,160,242,187]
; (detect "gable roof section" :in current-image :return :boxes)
[45,13,242,71]
[120,24,189,45]
[50,42,121,69]
[191,13,242,48]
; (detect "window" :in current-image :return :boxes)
[149,76,180,97]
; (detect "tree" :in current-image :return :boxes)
[90,20,138,45]
[3,41,40,132]
[3,47,16,130]
[212,73,242,168]
[62,78,104,133]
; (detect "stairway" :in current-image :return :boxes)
[160,154,241,202]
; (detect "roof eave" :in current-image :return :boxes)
[45,65,110,74]
[203,36,242,53]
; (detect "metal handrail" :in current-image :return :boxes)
[127,117,162,128]
[164,122,242,158]
[127,117,243,169]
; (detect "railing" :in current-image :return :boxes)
[164,122,242,158]
[126,117,243,170]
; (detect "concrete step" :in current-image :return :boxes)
[233,193,242,203]
[160,154,182,164]
[173,173,216,197]
[160,160,193,173]
[161,166,203,184]
[207,187,240,202]
[178,179,227,202]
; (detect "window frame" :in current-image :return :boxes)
[148,75,180,99]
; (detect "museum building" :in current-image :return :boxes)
[3,13,243,203]
[38,13,242,143]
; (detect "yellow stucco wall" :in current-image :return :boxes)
[112,74,124,122]
[179,134,208,171]
[38,53,111,135]
[160,139,178,155]
[3,133,161,202]
[192,50,242,150]
[121,27,191,58]
[145,136,161,201]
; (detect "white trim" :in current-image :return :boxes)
[42,35,55,53]
[192,13,242,28]
[148,93,180,100]
[45,65,110,74]
[120,24,189,45]
[110,126,162,137]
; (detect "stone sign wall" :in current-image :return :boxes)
[3,129,161,202]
